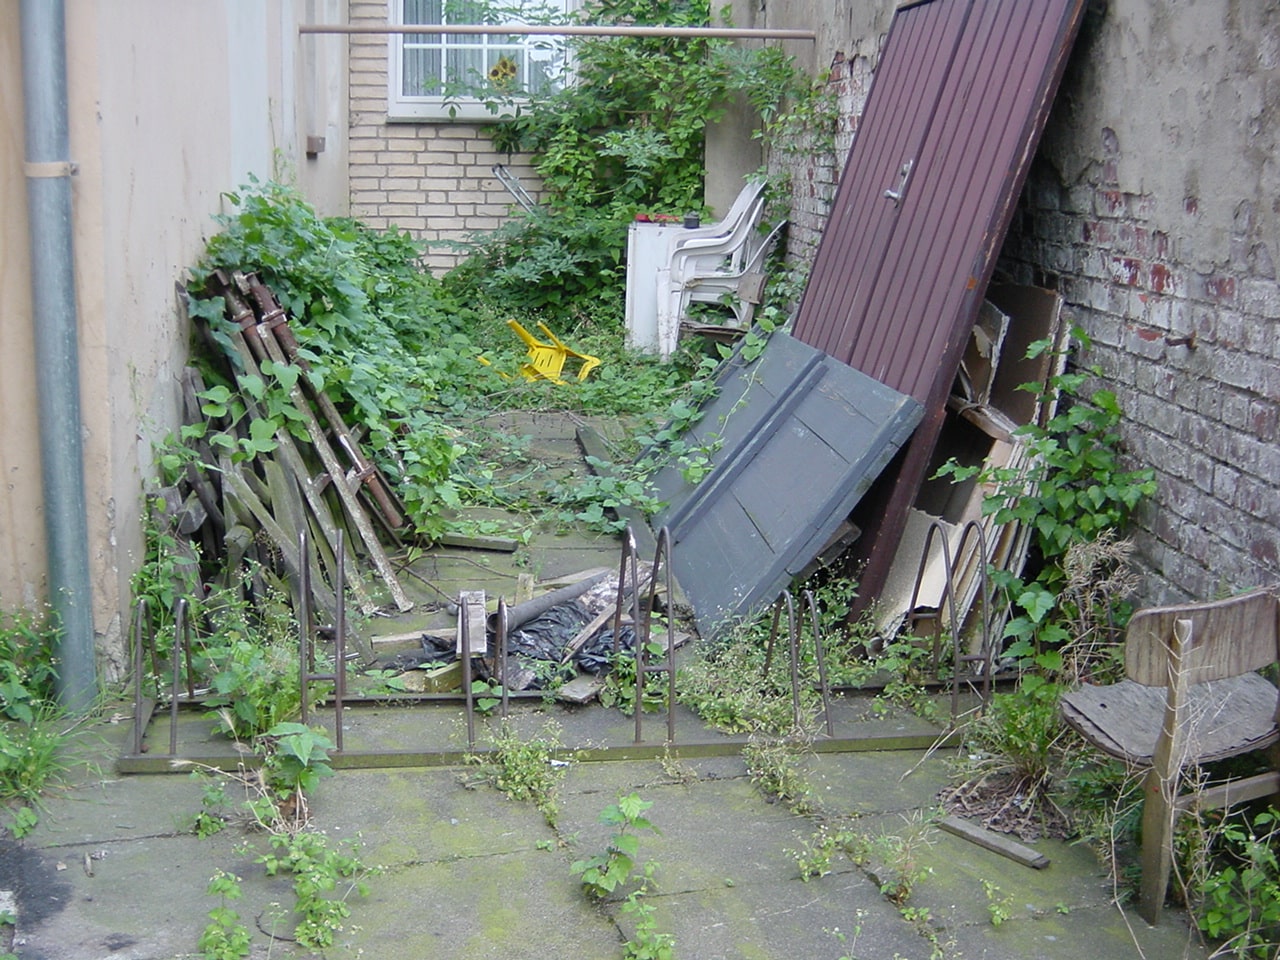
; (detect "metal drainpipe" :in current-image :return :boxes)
[20,0,97,712]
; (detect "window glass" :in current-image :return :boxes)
[390,0,572,120]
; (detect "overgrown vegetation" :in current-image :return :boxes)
[572,793,675,960]
[440,0,824,320]
[462,720,568,827]
[0,608,73,837]
[184,723,376,957]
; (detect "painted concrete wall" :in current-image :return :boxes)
[0,0,349,680]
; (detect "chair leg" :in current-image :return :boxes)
[1138,765,1177,925]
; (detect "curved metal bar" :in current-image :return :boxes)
[905,519,956,669]
[170,598,187,757]
[299,530,313,727]
[613,526,641,659]
[802,590,836,738]
[496,597,510,720]
[655,526,676,744]
[131,598,149,756]
[781,591,803,730]
[762,596,784,681]
[461,592,475,751]
[334,529,346,753]
[952,519,994,709]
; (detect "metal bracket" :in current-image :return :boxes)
[883,159,914,207]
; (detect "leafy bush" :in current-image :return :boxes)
[1191,807,1280,957]
[0,608,59,724]
[187,179,471,537]
[937,328,1155,670]
[441,0,815,320]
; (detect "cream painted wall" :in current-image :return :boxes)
[0,0,348,679]
[0,8,44,613]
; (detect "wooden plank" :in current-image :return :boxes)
[939,816,1050,869]
[559,606,628,666]
[212,303,379,615]
[1177,772,1280,813]
[437,531,520,552]
[222,463,337,621]
[255,323,413,612]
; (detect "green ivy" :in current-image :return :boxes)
[186,179,471,537]
[936,328,1156,667]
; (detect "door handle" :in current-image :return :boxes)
[883,159,914,207]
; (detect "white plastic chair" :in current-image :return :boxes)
[677,219,786,329]
[654,180,769,357]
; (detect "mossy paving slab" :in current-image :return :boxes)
[334,849,618,960]
[936,899,1211,960]
[799,747,954,817]
[635,869,936,960]
[309,768,558,861]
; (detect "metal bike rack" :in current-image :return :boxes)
[905,518,996,720]
[761,589,835,737]
[298,529,347,751]
[632,526,677,745]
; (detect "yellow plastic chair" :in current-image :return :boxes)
[506,320,601,384]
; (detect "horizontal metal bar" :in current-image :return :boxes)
[300,22,816,40]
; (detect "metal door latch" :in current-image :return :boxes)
[883,159,914,206]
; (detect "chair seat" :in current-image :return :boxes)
[1061,672,1280,766]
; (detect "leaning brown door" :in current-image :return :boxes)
[791,0,1086,611]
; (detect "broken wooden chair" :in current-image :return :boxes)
[1060,587,1280,924]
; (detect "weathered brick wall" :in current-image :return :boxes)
[771,48,876,264]
[995,4,1280,603]
[348,0,543,273]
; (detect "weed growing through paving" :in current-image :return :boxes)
[982,879,1015,927]
[258,830,376,950]
[0,606,76,836]
[462,719,567,827]
[198,870,251,960]
[572,792,660,899]
[743,732,817,815]
[182,724,376,954]
[788,822,861,882]
[572,793,675,960]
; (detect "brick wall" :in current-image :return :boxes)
[770,48,875,266]
[995,3,1280,604]
[348,0,543,273]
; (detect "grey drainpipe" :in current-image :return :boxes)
[20,0,97,712]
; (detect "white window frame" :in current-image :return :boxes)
[387,0,573,122]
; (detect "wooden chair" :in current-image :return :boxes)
[1060,588,1280,924]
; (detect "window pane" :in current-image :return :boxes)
[403,45,443,97]
[395,0,573,109]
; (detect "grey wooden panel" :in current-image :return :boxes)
[646,333,922,638]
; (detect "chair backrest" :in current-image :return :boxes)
[1124,587,1280,686]
[680,180,766,243]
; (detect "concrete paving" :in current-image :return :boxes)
[0,413,1217,959]
[8,696,1213,960]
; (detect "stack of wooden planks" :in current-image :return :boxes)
[159,270,413,628]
